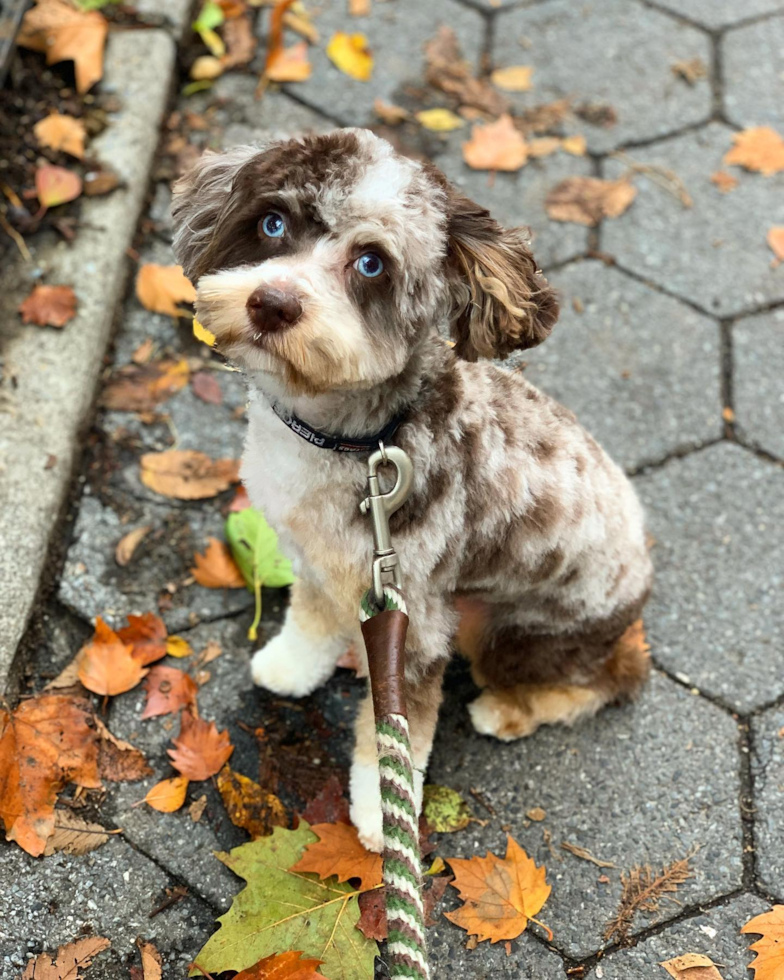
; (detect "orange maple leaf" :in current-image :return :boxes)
[18,0,107,93]
[462,114,529,172]
[167,709,233,781]
[0,694,101,856]
[141,666,199,720]
[290,822,383,891]
[138,775,190,813]
[232,951,327,979]
[724,127,784,176]
[136,263,196,318]
[191,537,246,589]
[445,835,551,943]
[140,450,240,501]
[77,618,148,696]
[117,612,168,666]
[742,905,784,980]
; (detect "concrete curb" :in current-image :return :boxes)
[0,28,177,693]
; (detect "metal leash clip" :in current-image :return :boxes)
[359,442,414,609]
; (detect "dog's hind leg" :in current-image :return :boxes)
[457,602,650,742]
[251,575,354,697]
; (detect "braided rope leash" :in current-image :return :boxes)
[360,586,429,980]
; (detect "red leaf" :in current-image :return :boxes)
[191,371,223,404]
[357,888,387,940]
[141,666,199,719]
[167,709,233,781]
[301,775,351,825]
[35,165,82,207]
[18,285,77,327]
[117,613,168,666]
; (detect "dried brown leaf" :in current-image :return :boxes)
[604,855,693,943]
[115,525,152,566]
[546,176,636,226]
[19,285,77,327]
[21,936,111,979]
[140,450,240,500]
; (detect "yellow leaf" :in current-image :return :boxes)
[561,134,587,156]
[528,137,561,158]
[217,765,288,838]
[326,32,373,81]
[139,775,189,813]
[445,836,551,944]
[136,264,196,318]
[166,636,194,658]
[193,317,216,346]
[34,113,86,158]
[462,114,528,172]
[742,905,784,980]
[416,108,465,132]
[191,55,225,80]
[490,65,534,92]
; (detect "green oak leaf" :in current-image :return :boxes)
[191,823,378,980]
[422,784,473,833]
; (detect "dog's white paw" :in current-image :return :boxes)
[350,761,384,854]
[468,690,536,742]
[251,628,334,697]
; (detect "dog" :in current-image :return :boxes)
[172,128,653,853]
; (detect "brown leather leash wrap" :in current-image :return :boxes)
[358,445,429,979]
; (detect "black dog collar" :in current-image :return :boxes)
[270,401,405,453]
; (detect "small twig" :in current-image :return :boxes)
[561,841,616,868]
[468,787,496,816]
[149,884,188,918]
[189,962,217,980]
[610,150,693,208]
[0,211,32,262]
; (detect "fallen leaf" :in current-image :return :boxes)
[416,108,465,132]
[463,114,529,172]
[424,874,452,927]
[18,0,108,93]
[166,635,194,658]
[83,168,120,196]
[21,937,111,980]
[117,612,168,666]
[301,775,350,825]
[115,525,152,566]
[724,127,784,176]
[357,888,387,940]
[78,618,148,696]
[445,836,551,943]
[217,765,288,838]
[233,951,328,979]
[710,170,738,193]
[192,824,377,979]
[266,39,312,83]
[44,656,82,691]
[291,821,383,891]
[226,507,295,590]
[742,905,784,980]
[348,0,370,14]
[767,227,784,267]
[490,65,534,92]
[140,775,189,812]
[191,54,225,80]
[0,694,101,856]
[284,10,318,43]
[546,176,636,226]
[193,641,223,669]
[561,134,587,156]
[671,57,707,84]
[373,98,409,125]
[136,940,163,980]
[423,783,473,832]
[136,264,196,318]
[326,32,373,81]
[660,952,724,979]
[168,708,233,780]
[425,26,507,117]
[192,537,246,588]
[35,164,83,208]
[44,810,111,856]
[526,807,546,822]
[18,284,77,328]
[96,718,152,783]
[141,450,240,500]
[191,370,223,404]
[222,14,257,68]
[142,665,199,720]
[528,137,561,158]
[722,406,735,423]
[190,794,208,822]
[34,112,86,158]
[193,0,225,56]
[560,841,616,868]
[605,855,693,943]
[101,358,190,412]
[193,316,217,347]
[427,855,446,876]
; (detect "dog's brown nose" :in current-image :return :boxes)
[246,286,302,332]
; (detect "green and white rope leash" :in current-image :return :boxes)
[360,585,429,980]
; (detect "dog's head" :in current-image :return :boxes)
[172,128,557,394]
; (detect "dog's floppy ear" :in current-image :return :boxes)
[171,144,262,282]
[445,189,559,361]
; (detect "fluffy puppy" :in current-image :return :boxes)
[172,128,653,852]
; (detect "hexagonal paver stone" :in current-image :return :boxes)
[436,136,591,268]
[427,666,743,960]
[651,0,784,29]
[634,442,784,712]
[751,705,784,898]
[0,837,214,977]
[492,0,711,153]
[521,260,722,471]
[724,15,784,145]
[734,309,784,460]
[603,123,784,316]
[429,918,565,977]
[282,0,485,126]
[598,893,768,978]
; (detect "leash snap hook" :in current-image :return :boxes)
[359,444,414,608]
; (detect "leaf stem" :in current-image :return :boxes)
[247,573,262,642]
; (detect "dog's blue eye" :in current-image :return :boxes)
[354,252,384,278]
[261,212,285,238]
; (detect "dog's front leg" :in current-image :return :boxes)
[251,576,352,697]
[350,658,446,854]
